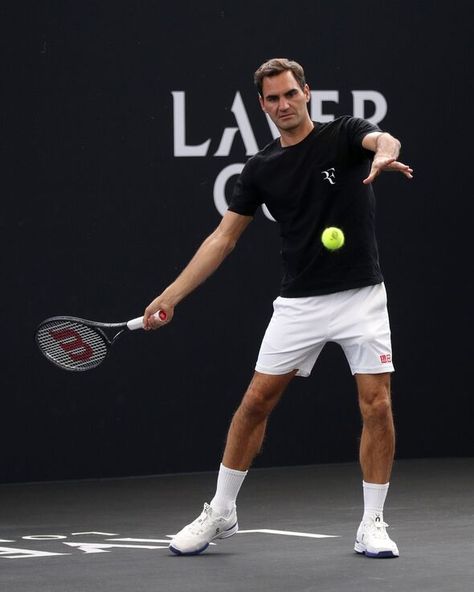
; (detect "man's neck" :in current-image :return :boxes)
[279,118,315,147]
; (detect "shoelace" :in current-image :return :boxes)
[366,519,390,540]
[188,504,216,535]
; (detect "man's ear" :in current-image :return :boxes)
[259,94,266,112]
[304,84,310,103]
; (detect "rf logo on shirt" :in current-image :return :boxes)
[321,167,336,185]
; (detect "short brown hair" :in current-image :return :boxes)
[254,58,306,96]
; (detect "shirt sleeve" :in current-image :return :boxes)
[346,117,382,155]
[227,158,263,216]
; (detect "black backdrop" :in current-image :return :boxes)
[2,1,472,483]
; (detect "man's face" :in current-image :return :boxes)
[259,70,310,132]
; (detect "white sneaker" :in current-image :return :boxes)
[169,503,238,555]
[354,513,399,558]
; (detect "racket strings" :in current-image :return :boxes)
[36,320,108,371]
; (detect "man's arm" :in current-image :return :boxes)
[143,210,252,329]
[362,131,413,184]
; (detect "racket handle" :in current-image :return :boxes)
[127,310,167,331]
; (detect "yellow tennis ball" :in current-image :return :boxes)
[321,227,345,250]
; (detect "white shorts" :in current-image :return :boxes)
[255,283,394,377]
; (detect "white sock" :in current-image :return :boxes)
[362,481,389,521]
[210,464,248,516]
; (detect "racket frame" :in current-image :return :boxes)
[35,311,165,372]
[35,316,129,372]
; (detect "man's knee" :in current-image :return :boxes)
[239,372,293,420]
[358,379,393,424]
[362,393,392,422]
[240,385,277,420]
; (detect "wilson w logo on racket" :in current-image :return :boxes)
[35,312,166,372]
[48,327,95,362]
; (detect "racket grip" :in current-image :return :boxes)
[127,310,167,331]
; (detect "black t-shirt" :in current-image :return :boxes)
[228,116,384,297]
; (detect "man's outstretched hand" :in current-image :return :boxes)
[363,156,414,184]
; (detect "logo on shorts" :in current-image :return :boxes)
[380,354,391,364]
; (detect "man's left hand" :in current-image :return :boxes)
[363,156,414,184]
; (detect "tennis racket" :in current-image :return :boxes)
[35,311,166,372]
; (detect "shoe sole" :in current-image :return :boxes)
[354,541,399,558]
[169,521,238,556]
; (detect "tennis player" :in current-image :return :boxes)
[144,58,413,558]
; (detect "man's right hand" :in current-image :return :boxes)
[143,298,174,330]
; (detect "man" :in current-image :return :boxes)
[144,58,413,558]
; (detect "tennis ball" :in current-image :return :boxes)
[321,227,345,250]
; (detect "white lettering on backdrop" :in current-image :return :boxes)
[172,90,387,218]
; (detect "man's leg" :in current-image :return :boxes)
[222,370,297,469]
[356,372,395,483]
[354,372,399,558]
[169,370,296,555]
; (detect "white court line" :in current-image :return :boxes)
[64,542,167,554]
[108,538,172,544]
[237,529,339,538]
[110,537,217,547]
[109,529,339,542]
